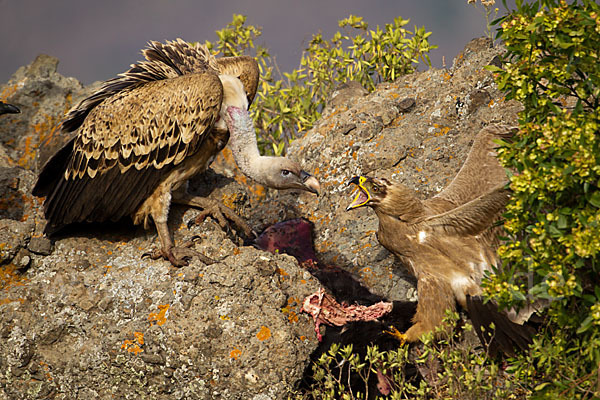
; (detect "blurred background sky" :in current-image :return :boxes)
[0,0,515,85]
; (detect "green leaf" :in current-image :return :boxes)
[589,191,600,208]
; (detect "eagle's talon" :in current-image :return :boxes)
[384,326,408,345]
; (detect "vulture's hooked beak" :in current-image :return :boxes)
[0,102,20,115]
[346,176,371,211]
[300,170,320,195]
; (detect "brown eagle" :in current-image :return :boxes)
[346,124,533,355]
[32,39,319,266]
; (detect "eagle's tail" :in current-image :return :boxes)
[466,295,535,357]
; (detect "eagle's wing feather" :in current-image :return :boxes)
[433,124,516,207]
[419,184,510,236]
[41,72,223,231]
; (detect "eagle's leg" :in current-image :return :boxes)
[172,192,255,238]
[391,275,457,343]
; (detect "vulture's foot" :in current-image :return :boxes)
[146,244,215,267]
[178,195,255,238]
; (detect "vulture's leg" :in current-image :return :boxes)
[149,219,194,267]
[172,192,255,238]
[146,195,213,267]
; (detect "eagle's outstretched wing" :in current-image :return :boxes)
[420,184,510,237]
[433,124,516,207]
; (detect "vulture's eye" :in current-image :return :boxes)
[281,170,291,177]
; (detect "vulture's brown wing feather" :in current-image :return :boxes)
[62,39,218,133]
[433,124,516,207]
[40,72,223,233]
[419,184,510,236]
[216,56,259,105]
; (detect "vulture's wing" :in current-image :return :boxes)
[419,184,510,236]
[216,56,259,106]
[37,71,223,232]
[62,39,219,133]
[432,124,516,207]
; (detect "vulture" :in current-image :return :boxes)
[32,39,320,266]
[0,101,20,115]
[346,124,534,355]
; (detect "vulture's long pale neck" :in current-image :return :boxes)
[223,106,273,186]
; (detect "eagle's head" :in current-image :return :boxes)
[345,176,390,211]
[346,176,423,220]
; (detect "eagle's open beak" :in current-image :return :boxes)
[346,176,371,211]
[301,171,320,195]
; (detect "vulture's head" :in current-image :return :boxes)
[346,176,390,211]
[0,102,20,115]
[258,157,321,194]
[224,105,320,195]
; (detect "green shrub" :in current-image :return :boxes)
[483,0,600,397]
[294,312,527,399]
[204,14,435,155]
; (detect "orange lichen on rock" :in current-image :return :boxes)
[256,326,271,341]
[121,331,144,355]
[230,347,242,360]
[148,304,170,326]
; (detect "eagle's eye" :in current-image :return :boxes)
[372,184,379,193]
[281,170,291,177]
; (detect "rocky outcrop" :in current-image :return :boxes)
[0,38,521,399]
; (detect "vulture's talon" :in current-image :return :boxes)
[190,198,254,239]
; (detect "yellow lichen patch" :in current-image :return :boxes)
[230,347,242,360]
[256,326,271,341]
[281,297,301,323]
[148,304,170,326]
[432,123,451,137]
[0,83,19,101]
[0,264,28,291]
[18,113,63,170]
[0,297,25,306]
[276,267,289,277]
[286,311,299,323]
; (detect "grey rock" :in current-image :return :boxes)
[0,219,33,263]
[396,97,416,112]
[27,236,53,255]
